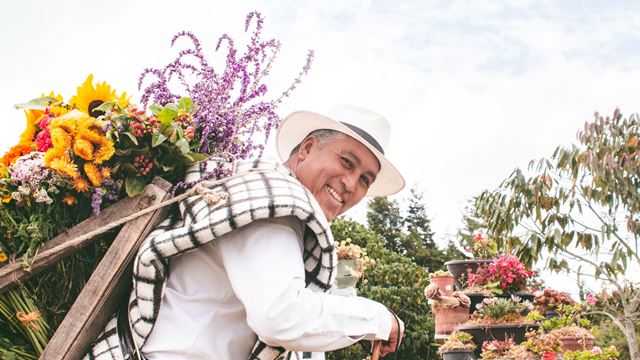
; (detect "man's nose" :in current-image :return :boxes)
[341,173,358,192]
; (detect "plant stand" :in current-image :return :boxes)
[456,323,540,355]
[444,259,492,289]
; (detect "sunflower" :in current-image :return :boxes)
[73,138,95,160]
[84,163,102,187]
[69,74,129,118]
[20,109,45,145]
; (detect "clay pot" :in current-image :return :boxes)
[559,335,594,352]
[456,323,540,355]
[430,275,455,296]
[434,306,470,340]
[445,259,492,290]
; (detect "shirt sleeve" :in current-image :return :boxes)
[216,217,392,352]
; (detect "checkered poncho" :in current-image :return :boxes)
[85,159,336,360]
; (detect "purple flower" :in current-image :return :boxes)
[91,188,105,216]
[138,12,313,194]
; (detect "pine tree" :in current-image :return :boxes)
[402,187,444,271]
[366,197,403,254]
[456,196,486,253]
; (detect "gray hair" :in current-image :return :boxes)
[288,129,346,157]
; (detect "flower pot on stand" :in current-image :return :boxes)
[456,323,540,355]
[433,306,470,342]
[333,259,359,297]
[559,335,594,353]
[441,349,476,360]
[445,259,492,290]
[430,275,455,296]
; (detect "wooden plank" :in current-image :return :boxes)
[0,196,140,293]
[40,177,173,360]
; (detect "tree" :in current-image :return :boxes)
[476,109,640,359]
[367,197,404,254]
[327,217,437,360]
[456,196,487,253]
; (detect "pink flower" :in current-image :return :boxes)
[591,346,602,355]
[586,292,597,305]
[475,233,483,241]
[543,351,557,360]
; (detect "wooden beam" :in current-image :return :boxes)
[40,177,173,360]
[0,196,141,294]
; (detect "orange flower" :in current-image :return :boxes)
[62,194,77,206]
[73,138,95,160]
[49,158,78,178]
[84,163,102,187]
[0,252,7,262]
[72,177,90,192]
[0,144,33,167]
[93,141,115,164]
[50,127,73,149]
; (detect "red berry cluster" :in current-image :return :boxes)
[133,155,154,176]
[127,108,159,138]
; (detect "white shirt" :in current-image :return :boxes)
[142,216,392,359]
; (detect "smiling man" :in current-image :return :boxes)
[86,105,406,360]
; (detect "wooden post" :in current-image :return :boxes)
[40,177,173,360]
[0,196,140,294]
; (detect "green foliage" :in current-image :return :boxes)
[327,217,438,360]
[564,346,620,360]
[542,304,590,332]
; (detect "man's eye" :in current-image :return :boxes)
[341,157,354,169]
[361,176,371,187]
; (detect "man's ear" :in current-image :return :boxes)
[297,135,317,161]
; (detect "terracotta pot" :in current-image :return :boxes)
[430,275,455,296]
[456,323,540,355]
[445,259,492,290]
[442,349,477,360]
[559,335,594,352]
[434,306,470,339]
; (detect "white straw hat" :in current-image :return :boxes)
[276,105,405,196]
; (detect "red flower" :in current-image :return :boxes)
[542,351,557,360]
[475,233,483,241]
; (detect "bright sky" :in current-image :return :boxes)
[2,1,639,292]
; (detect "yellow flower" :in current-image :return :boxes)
[84,163,102,187]
[73,177,90,193]
[93,141,115,164]
[20,109,44,145]
[50,127,73,149]
[49,157,78,178]
[70,74,129,117]
[0,252,7,262]
[73,138,95,160]
[62,194,77,206]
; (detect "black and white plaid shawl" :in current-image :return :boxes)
[85,159,336,360]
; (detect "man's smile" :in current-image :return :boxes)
[326,184,344,205]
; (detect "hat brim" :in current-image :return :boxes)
[276,111,405,197]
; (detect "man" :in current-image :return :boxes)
[86,105,406,359]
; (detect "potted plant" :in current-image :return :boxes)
[445,234,497,289]
[479,338,538,360]
[542,303,595,353]
[437,330,477,360]
[463,254,536,309]
[534,288,576,319]
[430,270,455,296]
[563,346,621,360]
[456,296,540,352]
[519,330,562,360]
[333,238,374,296]
[425,284,471,341]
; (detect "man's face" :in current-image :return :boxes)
[291,135,380,221]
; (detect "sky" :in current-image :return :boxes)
[2,1,639,292]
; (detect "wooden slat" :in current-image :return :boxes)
[40,177,173,360]
[0,196,140,293]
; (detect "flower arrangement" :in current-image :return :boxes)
[535,289,576,312]
[0,12,312,359]
[467,296,535,325]
[471,233,498,259]
[437,330,476,356]
[335,238,375,278]
[466,254,535,295]
[480,338,537,360]
[563,346,620,360]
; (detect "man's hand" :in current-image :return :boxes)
[380,311,404,357]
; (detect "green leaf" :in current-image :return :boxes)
[14,96,57,110]
[157,103,179,125]
[149,104,162,114]
[125,176,146,197]
[151,132,167,148]
[188,152,208,162]
[178,97,194,112]
[123,132,139,145]
[176,138,190,154]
